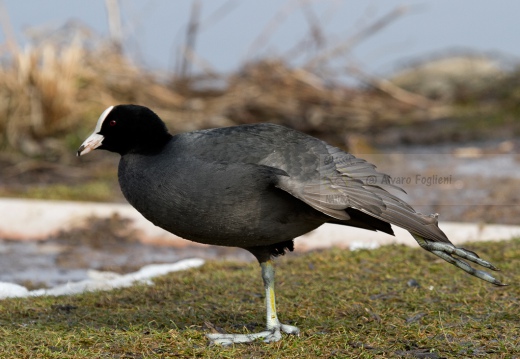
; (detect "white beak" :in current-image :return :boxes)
[76,105,114,156]
[77,133,104,156]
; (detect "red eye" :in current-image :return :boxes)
[109,120,117,127]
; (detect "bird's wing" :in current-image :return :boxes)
[274,143,451,244]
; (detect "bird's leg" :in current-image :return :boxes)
[207,260,299,345]
[412,234,506,286]
[262,260,300,336]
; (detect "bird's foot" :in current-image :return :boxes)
[412,234,506,286]
[207,323,299,345]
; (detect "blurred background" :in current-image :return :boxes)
[0,0,519,288]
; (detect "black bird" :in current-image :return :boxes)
[77,104,505,345]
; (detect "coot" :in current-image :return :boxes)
[78,104,504,345]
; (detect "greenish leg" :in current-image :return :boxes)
[207,260,300,345]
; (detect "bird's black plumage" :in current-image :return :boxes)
[77,104,505,344]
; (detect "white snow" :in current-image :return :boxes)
[0,258,204,299]
[0,282,30,298]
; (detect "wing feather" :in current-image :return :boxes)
[275,143,451,244]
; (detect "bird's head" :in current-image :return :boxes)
[77,104,172,156]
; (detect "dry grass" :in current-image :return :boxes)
[0,23,182,160]
[0,17,518,166]
[0,20,447,163]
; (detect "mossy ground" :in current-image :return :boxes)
[1,239,518,358]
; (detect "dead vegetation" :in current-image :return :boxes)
[0,5,446,164]
[0,22,183,161]
[0,25,442,164]
[0,4,517,168]
[0,26,443,163]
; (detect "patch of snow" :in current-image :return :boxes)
[0,282,29,299]
[349,241,380,251]
[0,258,204,299]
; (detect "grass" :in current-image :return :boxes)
[0,155,122,202]
[1,240,518,358]
[0,181,117,202]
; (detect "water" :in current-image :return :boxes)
[0,238,253,289]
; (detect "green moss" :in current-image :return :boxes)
[0,239,518,358]
[0,181,116,202]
